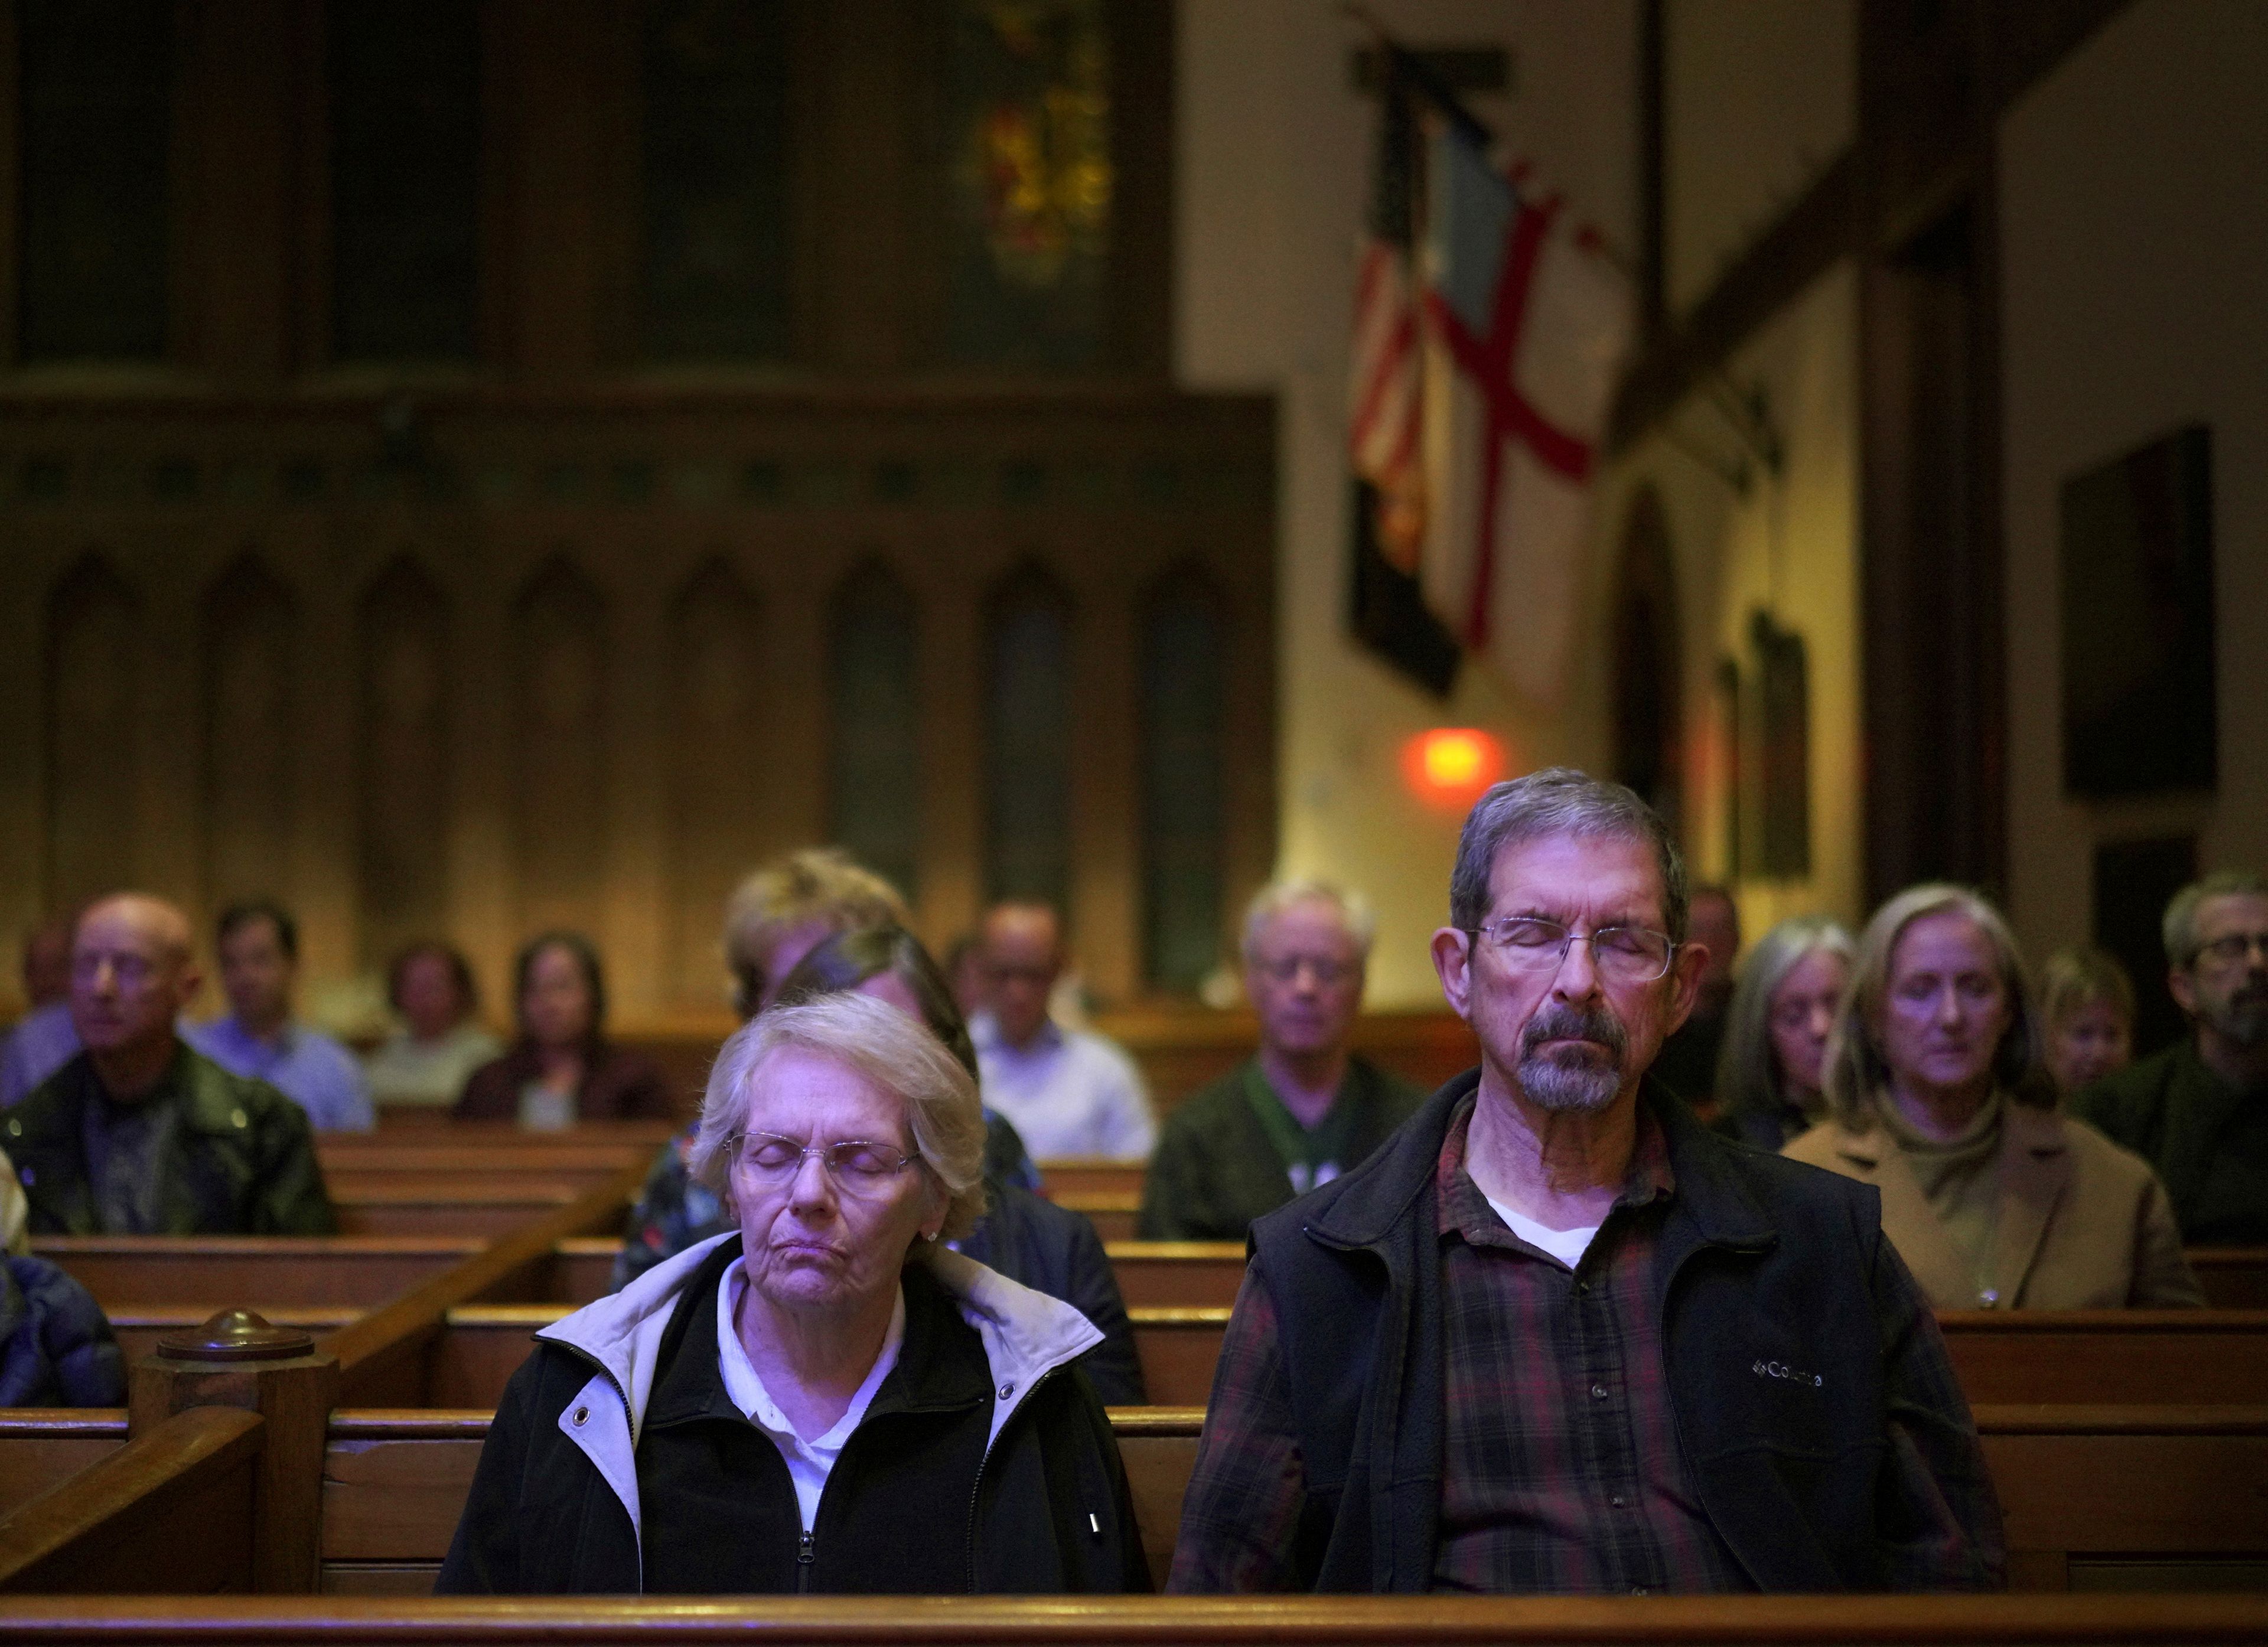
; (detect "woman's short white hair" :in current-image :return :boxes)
[687,992,989,1242]
[1241,878,1377,961]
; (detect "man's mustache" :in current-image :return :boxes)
[1520,1003,1628,1060]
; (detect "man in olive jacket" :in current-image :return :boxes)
[3,895,334,1237]
[1141,880,1422,1241]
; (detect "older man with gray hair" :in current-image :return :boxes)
[1171,768,2001,1594]
[1140,880,1422,1241]
[2076,869,2268,1244]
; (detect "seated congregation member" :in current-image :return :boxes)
[1141,880,1422,1240]
[1709,917,1856,1150]
[457,933,672,1128]
[5,895,335,1235]
[0,915,80,1108]
[363,942,503,1109]
[2038,945,2135,1100]
[1172,769,2003,1594]
[0,1194,125,1407]
[438,992,1149,1594]
[1786,886,2198,1310]
[184,900,373,1131]
[773,927,1143,1404]
[614,850,1032,1286]
[2075,871,2268,1244]
[971,901,1155,1162]
[1648,882,1740,1110]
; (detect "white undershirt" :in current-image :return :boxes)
[1482,1193,1601,1271]
[715,1258,905,1532]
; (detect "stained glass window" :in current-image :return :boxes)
[829,564,921,901]
[642,0,793,361]
[1140,573,1225,990]
[941,0,1112,369]
[985,569,1071,908]
[328,1,481,361]
[17,0,171,361]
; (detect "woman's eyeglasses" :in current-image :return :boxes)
[727,1131,920,1195]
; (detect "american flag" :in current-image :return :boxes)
[1347,61,1424,572]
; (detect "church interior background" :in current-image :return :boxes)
[0,0,2261,1061]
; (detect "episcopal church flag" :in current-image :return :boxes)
[1416,124,1631,705]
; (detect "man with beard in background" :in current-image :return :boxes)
[1169,768,2002,1595]
[2077,871,2268,1245]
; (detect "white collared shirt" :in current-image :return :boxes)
[715,1258,906,1532]
[968,1012,1156,1161]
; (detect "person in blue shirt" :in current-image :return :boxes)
[183,900,374,1133]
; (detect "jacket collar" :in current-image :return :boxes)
[1817,1098,2071,1308]
[537,1231,1103,1452]
[1299,1065,1778,1257]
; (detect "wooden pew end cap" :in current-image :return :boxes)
[157,1310,318,1364]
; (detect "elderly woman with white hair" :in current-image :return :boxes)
[1709,916,1857,1150]
[439,992,1149,1594]
[1784,884,2198,1312]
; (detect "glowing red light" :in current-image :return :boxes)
[1403,729,1507,808]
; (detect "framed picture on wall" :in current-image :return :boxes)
[2060,425,2215,798]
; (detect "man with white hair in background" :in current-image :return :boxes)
[1140,880,1422,1241]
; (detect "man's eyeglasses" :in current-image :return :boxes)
[2197,932,2268,968]
[728,1132,920,1196]
[1467,915,1677,984]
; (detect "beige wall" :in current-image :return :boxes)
[1594,263,1864,941]
[1663,0,1854,314]
[1175,0,1637,1007]
[1999,0,2268,956]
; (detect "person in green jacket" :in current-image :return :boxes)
[2,894,334,1237]
[2075,870,2268,1245]
[1139,880,1422,1241]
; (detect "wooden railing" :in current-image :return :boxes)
[0,1407,264,1594]
[4,1593,2268,1643]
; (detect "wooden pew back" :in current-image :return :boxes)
[33,1237,483,1310]
[0,1407,263,1594]
[1942,1312,2268,1405]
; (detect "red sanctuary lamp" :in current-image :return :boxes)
[1402,728,1508,810]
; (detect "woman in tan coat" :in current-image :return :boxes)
[1784,884,2198,1311]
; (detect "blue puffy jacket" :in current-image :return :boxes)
[0,1255,125,1407]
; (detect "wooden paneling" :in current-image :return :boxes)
[511,557,609,943]
[44,556,142,911]
[201,555,295,909]
[665,560,765,1006]
[358,559,452,970]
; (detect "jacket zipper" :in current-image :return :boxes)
[962,1365,1062,1593]
[796,1528,815,1591]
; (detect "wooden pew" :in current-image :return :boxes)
[313,1403,2268,1596]
[8,1595,2268,1644]
[1942,1312,2268,1405]
[1038,1160,1146,1200]
[317,1161,650,1406]
[1055,1191,1139,1243]
[2187,1249,2268,1309]
[108,1307,359,1366]
[33,1236,484,1310]
[332,1185,586,1240]
[0,1406,263,1594]
[1106,1242,1247,1309]
[0,1411,127,1519]
[549,1237,620,1304]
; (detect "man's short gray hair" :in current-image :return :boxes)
[1241,878,1376,961]
[688,991,988,1242]
[2163,871,2268,969]
[1448,768,1690,942]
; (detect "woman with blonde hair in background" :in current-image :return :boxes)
[2037,945,2136,1099]
[1710,916,1856,1150]
[1785,884,2198,1310]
